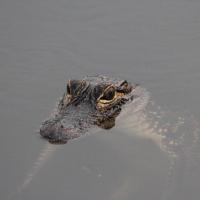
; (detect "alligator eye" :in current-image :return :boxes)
[98,86,116,104]
[101,88,115,101]
[96,86,117,109]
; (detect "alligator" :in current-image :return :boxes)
[39,75,199,155]
[40,75,138,144]
[12,75,200,200]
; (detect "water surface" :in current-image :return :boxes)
[1,0,200,200]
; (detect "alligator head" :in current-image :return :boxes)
[39,76,138,144]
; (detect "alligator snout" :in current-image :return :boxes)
[40,124,65,144]
[39,120,79,144]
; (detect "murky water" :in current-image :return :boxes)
[1,0,200,200]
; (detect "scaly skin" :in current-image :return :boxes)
[40,75,137,144]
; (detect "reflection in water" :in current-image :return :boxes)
[7,143,59,200]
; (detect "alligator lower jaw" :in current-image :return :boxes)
[40,133,69,145]
[48,139,68,145]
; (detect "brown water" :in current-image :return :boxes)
[1,0,200,200]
